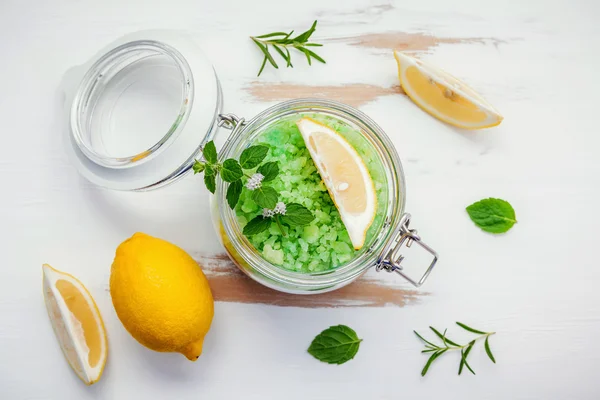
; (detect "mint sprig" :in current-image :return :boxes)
[193,141,314,237]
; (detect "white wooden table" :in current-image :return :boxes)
[2,0,599,398]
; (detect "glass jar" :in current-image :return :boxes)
[211,99,437,294]
[62,31,438,294]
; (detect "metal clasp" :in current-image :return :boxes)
[376,213,438,287]
[217,113,245,130]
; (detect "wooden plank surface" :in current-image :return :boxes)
[1,0,599,399]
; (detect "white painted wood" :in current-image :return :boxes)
[1,0,599,398]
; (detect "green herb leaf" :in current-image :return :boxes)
[204,173,216,194]
[284,47,293,67]
[429,326,460,347]
[280,203,314,226]
[251,38,278,71]
[221,159,243,182]
[202,141,218,164]
[301,47,326,64]
[458,341,476,376]
[484,337,496,364]
[240,145,269,169]
[255,32,288,39]
[307,325,362,365]
[456,322,487,335]
[462,341,476,375]
[257,162,279,182]
[414,330,438,348]
[271,44,289,66]
[192,160,205,174]
[292,20,317,43]
[243,216,271,236]
[204,165,215,176]
[251,186,278,209]
[466,198,516,233]
[257,56,268,77]
[464,359,476,375]
[421,349,447,376]
[226,180,243,209]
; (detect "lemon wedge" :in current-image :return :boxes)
[42,264,108,385]
[296,117,377,250]
[394,51,503,129]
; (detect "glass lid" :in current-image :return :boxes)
[62,31,222,190]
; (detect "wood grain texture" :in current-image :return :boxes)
[335,31,501,52]
[246,82,404,107]
[196,253,425,308]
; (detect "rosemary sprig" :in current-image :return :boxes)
[250,20,325,76]
[415,322,496,376]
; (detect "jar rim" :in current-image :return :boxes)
[217,99,407,292]
[70,40,193,169]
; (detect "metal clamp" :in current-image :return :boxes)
[376,213,438,287]
[217,113,244,130]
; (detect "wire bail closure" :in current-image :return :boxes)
[376,213,438,287]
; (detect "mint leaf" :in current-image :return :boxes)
[466,198,516,233]
[308,325,362,365]
[257,161,279,182]
[204,173,216,194]
[240,145,269,169]
[251,186,278,209]
[202,141,218,164]
[280,203,314,226]
[243,216,271,236]
[226,180,242,209]
[205,165,216,176]
[221,159,243,182]
[192,160,205,174]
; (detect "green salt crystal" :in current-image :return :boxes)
[263,244,284,265]
[302,225,319,243]
[297,238,309,252]
[337,253,352,264]
[332,241,352,254]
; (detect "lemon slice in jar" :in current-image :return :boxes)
[42,264,108,385]
[296,117,377,250]
[394,51,503,129]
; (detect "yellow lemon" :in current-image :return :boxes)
[110,233,214,361]
[394,51,503,129]
[296,117,377,250]
[42,264,108,385]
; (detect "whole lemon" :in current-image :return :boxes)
[110,233,214,361]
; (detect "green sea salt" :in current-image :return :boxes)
[234,114,387,273]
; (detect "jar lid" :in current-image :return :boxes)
[62,31,222,190]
